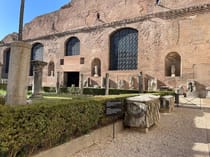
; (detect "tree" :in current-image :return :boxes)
[18,0,25,41]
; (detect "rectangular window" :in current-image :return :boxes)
[60,59,64,65]
[80,57,85,64]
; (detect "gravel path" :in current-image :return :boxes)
[72,102,210,157]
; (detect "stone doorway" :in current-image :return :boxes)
[65,72,80,87]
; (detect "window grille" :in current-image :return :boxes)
[110,28,138,70]
[66,37,80,56]
[4,49,10,74]
[30,43,44,76]
[32,43,44,61]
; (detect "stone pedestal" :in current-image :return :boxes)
[124,94,160,132]
[206,87,210,98]
[160,95,174,113]
[31,60,47,98]
[105,73,109,95]
[6,41,32,105]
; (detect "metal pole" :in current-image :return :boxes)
[113,117,115,140]
[200,97,202,110]
[18,0,25,41]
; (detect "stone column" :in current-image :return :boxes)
[31,60,47,98]
[80,73,84,95]
[0,62,3,82]
[56,71,60,94]
[6,41,31,105]
[138,72,143,93]
[105,73,109,95]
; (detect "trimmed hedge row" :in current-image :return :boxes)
[143,90,175,96]
[0,84,7,90]
[83,88,139,95]
[42,87,139,95]
[0,96,128,157]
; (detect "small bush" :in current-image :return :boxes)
[0,84,7,90]
[43,87,56,93]
[59,87,68,93]
[0,96,5,105]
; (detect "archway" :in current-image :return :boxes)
[165,52,181,77]
[2,48,11,78]
[91,58,101,77]
[48,61,55,76]
[109,28,138,70]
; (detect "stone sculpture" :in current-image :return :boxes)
[171,65,176,77]
[148,78,157,91]
[186,80,198,97]
[118,80,125,89]
[129,76,134,89]
[93,65,99,77]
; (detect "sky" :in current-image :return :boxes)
[0,0,70,40]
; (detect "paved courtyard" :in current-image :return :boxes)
[72,99,210,157]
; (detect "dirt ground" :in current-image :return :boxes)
[72,98,210,157]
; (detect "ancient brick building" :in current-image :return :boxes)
[1,0,210,93]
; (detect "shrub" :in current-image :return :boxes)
[0,84,7,90]
[59,87,68,93]
[83,88,139,95]
[0,95,130,157]
[42,87,56,93]
[0,96,5,105]
[144,90,175,96]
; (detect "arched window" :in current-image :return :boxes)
[165,52,181,77]
[31,43,44,61]
[65,37,80,56]
[109,28,138,70]
[91,58,101,77]
[48,61,55,76]
[2,48,10,78]
[29,43,44,76]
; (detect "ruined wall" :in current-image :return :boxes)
[2,0,210,90]
[23,0,210,40]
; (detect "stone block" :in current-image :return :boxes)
[124,94,160,132]
[159,95,175,113]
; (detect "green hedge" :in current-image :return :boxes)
[42,87,139,95]
[0,96,128,157]
[83,88,139,95]
[0,84,7,90]
[143,90,175,96]
[42,87,56,93]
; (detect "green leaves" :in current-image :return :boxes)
[0,98,117,157]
